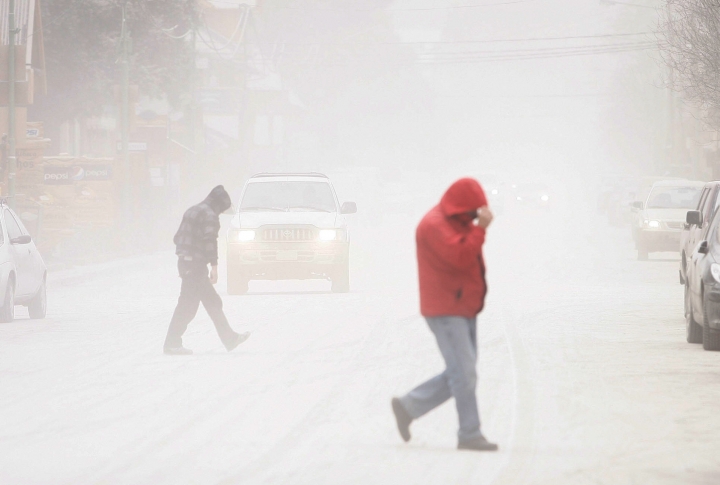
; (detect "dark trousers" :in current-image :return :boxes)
[164,260,237,349]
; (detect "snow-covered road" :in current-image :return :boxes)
[2,200,720,484]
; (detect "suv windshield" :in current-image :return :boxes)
[647,186,702,209]
[240,181,336,212]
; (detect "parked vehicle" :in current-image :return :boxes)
[513,182,552,209]
[680,181,720,284]
[597,175,635,219]
[606,183,638,226]
[630,180,704,260]
[226,173,357,294]
[476,173,506,215]
[683,205,720,350]
[0,201,47,322]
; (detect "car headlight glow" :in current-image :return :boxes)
[540,194,549,202]
[647,220,660,228]
[234,230,255,242]
[491,189,499,195]
[712,263,720,283]
[318,229,337,241]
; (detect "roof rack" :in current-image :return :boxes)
[250,172,328,179]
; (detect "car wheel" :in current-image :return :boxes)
[331,264,350,293]
[702,302,720,350]
[702,324,720,351]
[0,280,15,323]
[227,265,249,295]
[638,248,649,261]
[686,284,702,343]
[28,279,47,319]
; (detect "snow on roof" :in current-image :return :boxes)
[248,173,330,183]
[652,179,706,187]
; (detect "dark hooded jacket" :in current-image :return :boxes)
[416,178,488,318]
[174,185,232,267]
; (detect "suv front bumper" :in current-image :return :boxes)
[227,241,349,279]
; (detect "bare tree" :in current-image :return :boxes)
[661,0,720,123]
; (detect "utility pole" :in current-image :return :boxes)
[120,5,131,222]
[7,0,16,208]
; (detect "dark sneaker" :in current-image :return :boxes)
[391,397,413,442]
[458,435,498,452]
[164,346,193,356]
[226,331,251,352]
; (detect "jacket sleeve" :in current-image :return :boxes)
[418,220,485,272]
[199,211,221,266]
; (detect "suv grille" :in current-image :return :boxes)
[666,222,684,230]
[262,228,315,241]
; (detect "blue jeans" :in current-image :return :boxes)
[400,316,482,442]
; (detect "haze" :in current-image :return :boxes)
[2,1,716,484]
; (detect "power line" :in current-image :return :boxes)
[241,31,656,46]
[434,93,615,98]
[600,0,657,9]
[414,43,659,63]
[415,40,659,58]
[310,41,659,67]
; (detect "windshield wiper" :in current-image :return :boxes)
[287,206,332,212]
[239,206,286,212]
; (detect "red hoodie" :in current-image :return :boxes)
[417,178,488,318]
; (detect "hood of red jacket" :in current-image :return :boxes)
[439,178,488,217]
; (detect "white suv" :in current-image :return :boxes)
[226,173,356,294]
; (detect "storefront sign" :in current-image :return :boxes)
[44,165,113,184]
[116,142,147,152]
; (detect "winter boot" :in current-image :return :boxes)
[458,435,498,452]
[226,331,251,352]
[164,346,193,356]
[391,397,413,442]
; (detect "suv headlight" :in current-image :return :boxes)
[712,264,720,283]
[318,229,338,241]
[229,229,255,242]
[643,220,660,229]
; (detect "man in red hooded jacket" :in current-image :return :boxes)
[392,178,497,451]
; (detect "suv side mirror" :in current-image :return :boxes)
[341,201,357,214]
[10,235,31,245]
[686,210,702,226]
[631,201,644,210]
[699,240,709,254]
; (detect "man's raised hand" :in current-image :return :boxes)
[476,207,494,229]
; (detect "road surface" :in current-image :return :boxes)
[2,189,719,485]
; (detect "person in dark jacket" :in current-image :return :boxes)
[164,185,250,355]
[391,178,497,451]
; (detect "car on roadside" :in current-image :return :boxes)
[605,181,640,227]
[680,181,720,285]
[683,204,720,350]
[226,173,357,294]
[0,201,47,322]
[475,173,506,215]
[514,182,552,209]
[630,180,704,260]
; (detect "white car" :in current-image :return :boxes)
[631,180,705,260]
[0,201,47,322]
[226,173,356,294]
